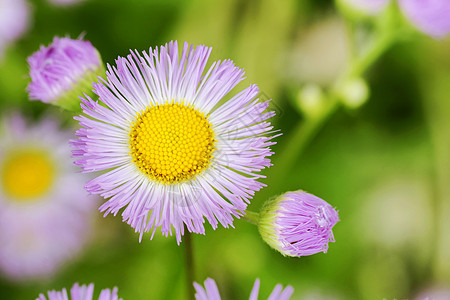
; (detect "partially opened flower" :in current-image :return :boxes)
[0,114,95,281]
[37,282,122,300]
[258,190,339,257]
[398,0,450,38]
[0,0,30,59]
[194,278,294,300]
[27,36,104,111]
[72,41,277,243]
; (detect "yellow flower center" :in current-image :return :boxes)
[129,102,216,184]
[1,150,55,201]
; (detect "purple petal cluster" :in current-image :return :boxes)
[0,0,30,59]
[258,190,339,257]
[0,114,95,281]
[398,0,450,38]
[27,36,102,104]
[72,41,277,243]
[194,278,294,300]
[37,283,121,300]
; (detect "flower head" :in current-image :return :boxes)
[0,0,30,59]
[72,41,277,243]
[37,283,122,300]
[0,114,95,281]
[398,0,450,38]
[258,190,339,257]
[27,36,104,111]
[194,278,294,300]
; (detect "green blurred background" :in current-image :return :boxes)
[1,0,450,299]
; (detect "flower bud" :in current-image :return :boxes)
[258,190,339,257]
[27,36,104,112]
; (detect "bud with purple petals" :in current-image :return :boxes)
[258,190,339,257]
[27,36,104,111]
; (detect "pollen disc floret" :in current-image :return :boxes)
[72,41,278,243]
[129,102,216,184]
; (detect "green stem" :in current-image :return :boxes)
[183,231,195,300]
[243,210,260,225]
[260,25,396,200]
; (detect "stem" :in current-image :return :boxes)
[243,210,260,225]
[260,25,396,200]
[183,231,195,300]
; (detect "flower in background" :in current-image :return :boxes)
[27,36,104,111]
[37,282,122,300]
[0,114,95,281]
[257,190,339,257]
[72,41,277,243]
[398,0,450,38]
[0,0,31,59]
[194,278,294,300]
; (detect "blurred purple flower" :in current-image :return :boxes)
[37,283,122,300]
[194,278,294,300]
[0,114,95,281]
[0,0,31,59]
[71,41,277,243]
[398,0,450,38]
[258,190,339,257]
[27,36,103,110]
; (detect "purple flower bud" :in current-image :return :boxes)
[37,283,122,300]
[398,0,450,38]
[27,36,104,111]
[258,190,339,257]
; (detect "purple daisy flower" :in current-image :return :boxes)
[0,0,31,59]
[72,41,277,243]
[194,278,294,300]
[27,36,104,111]
[258,190,339,257]
[37,283,122,300]
[398,0,450,38]
[0,114,95,281]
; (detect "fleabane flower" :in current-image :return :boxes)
[0,114,95,281]
[72,41,277,243]
[398,0,450,38]
[27,36,104,111]
[0,0,30,59]
[37,283,121,300]
[194,278,294,300]
[258,190,339,257]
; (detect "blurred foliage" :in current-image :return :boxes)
[0,0,450,299]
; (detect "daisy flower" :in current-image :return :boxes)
[258,190,339,257]
[194,278,294,300]
[398,0,450,38]
[37,283,121,300]
[0,0,31,59]
[72,41,277,243]
[0,114,95,281]
[27,36,104,111]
